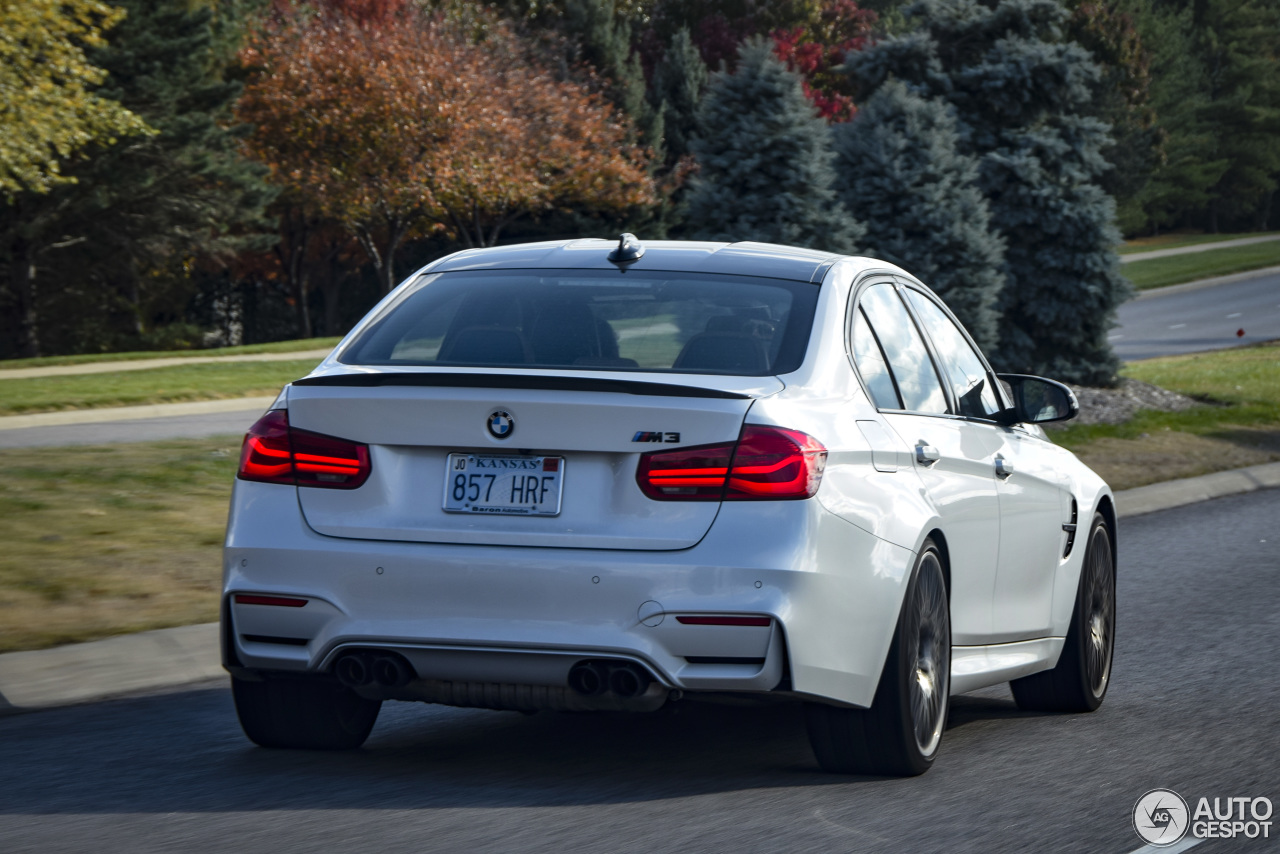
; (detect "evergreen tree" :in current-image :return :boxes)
[1192,0,1280,231]
[847,0,1129,385]
[0,0,273,356]
[563,0,664,154]
[649,26,708,165]
[833,80,1004,351]
[684,37,863,253]
[1125,0,1228,233]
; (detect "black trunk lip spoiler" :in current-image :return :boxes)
[291,371,756,400]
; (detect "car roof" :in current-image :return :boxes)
[422,239,845,283]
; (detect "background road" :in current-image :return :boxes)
[1,489,1277,853]
[0,409,258,449]
[1113,272,1280,361]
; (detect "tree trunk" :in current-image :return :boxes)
[10,238,40,358]
[276,210,313,340]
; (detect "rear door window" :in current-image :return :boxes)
[856,283,948,414]
[340,270,820,377]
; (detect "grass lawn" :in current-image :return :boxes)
[1118,231,1277,254]
[1053,341,1280,489]
[0,437,240,652]
[0,359,320,415]
[1123,240,1280,290]
[0,337,341,370]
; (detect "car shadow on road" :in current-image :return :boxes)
[0,680,1068,817]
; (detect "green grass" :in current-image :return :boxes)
[0,438,240,652]
[0,337,342,370]
[1052,342,1280,489]
[1118,231,1277,255]
[1123,240,1280,290]
[0,359,320,415]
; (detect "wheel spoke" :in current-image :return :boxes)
[910,556,949,756]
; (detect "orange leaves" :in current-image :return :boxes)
[238,3,654,251]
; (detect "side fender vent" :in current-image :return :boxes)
[1063,498,1079,558]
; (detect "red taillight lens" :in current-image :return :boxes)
[726,425,827,500]
[237,410,371,490]
[237,409,293,484]
[635,442,735,500]
[636,425,826,501]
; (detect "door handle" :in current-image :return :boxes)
[915,443,940,465]
[994,456,1015,479]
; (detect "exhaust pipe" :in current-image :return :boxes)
[371,654,413,688]
[567,661,608,696]
[335,652,372,688]
[608,663,650,699]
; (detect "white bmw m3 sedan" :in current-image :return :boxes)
[223,236,1116,776]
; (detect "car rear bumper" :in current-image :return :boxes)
[222,480,917,707]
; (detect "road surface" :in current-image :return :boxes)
[1,488,1276,853]
[1113,272,1280,361]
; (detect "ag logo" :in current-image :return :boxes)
[487,410,514,439]
[1133,789,1190,846]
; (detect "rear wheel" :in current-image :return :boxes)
[805,540,950,776]
[1010,512,1115,712]
[232,676,381,749]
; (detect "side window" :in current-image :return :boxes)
[857,283,948,414]
[905,289,1001,418]
[851,307,902,409]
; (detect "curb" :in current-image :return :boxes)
[1,462,1277,716]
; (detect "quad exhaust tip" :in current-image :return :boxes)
[568,660,652,699]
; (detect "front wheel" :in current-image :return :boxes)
[805,540,951,776]
[233,676,381,749]
[1010,512,1115,712]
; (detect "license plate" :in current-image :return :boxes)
[443,454,564,516]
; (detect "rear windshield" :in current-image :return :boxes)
[339,269,820,376]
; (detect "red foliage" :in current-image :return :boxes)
[770,1,876,122]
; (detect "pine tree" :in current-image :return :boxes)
[847,0,1130,385]
[833,80,1004,351]
[0,0,273,356]
[684,37,863,253]
[650,26,708,165]
[1192,0,1280,230]
[563,0,664,154]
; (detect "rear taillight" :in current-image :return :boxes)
[637,425,826,501]
[237,409,371,489]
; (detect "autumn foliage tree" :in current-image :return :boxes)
[239,1,655,296]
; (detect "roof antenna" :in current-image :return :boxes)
[607,233,645,270]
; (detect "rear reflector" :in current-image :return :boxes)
[233,594,308,608]
[637,425,826,501]
[675,616,772,627]
[237,409,371,489]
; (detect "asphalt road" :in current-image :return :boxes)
[2,489,1277,853]
[1113,272,1280,361]
[0,410,258,449]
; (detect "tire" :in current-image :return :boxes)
[805,540,951,776]
[1010,512,1115,713]
[232,676,381,750]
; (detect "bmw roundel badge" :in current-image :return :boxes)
[487,410,514,439]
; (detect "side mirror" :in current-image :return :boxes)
[995,374,1079,425]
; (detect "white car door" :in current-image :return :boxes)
[901,287,1068,642]
[851,280,1001,645]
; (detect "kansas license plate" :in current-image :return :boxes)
[443,454,564,516]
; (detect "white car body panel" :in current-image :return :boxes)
[222,240,1115,712]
